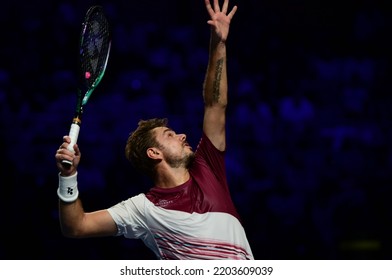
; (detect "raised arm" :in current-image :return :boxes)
[202,0,237,151]
[55,136,117,238]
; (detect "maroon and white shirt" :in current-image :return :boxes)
[108,133,254,260]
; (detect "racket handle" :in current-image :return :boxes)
[62,123,80,166]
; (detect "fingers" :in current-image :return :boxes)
[56,136,79,176]
[213,0,221,13]
[205,0,235,15]
[63,135,71,144]
[56,136,79,163]
[205,0,237,28]
[73,143,80,156]
[58,135,71,151]
[227,5,237,19]
[56,146,73,162]
[221,0,228,14]
[205,0,214,17]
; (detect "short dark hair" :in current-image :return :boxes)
[125,118,168,176]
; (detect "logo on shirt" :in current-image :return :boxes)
[156,199,174,207]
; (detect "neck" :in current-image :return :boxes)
[153,167,190,189]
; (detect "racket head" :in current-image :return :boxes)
[78,5,111,108]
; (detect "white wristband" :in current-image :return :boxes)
[57,172,79,203]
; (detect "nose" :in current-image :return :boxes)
[179,134,186,141]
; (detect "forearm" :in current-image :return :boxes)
[202,32,228,151]
[203,34,228,108]
[59,198,86,238]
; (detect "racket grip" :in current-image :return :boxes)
[62,123,80,166]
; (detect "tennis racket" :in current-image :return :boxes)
[62,5,111,166]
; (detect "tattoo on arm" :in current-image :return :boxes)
[212,58,224,103]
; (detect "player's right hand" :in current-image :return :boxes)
[55,135,81,176]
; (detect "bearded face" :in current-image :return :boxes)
[162,148,195,169]
[151,126,195,169]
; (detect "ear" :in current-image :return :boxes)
[147,147,161,159]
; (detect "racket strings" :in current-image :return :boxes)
[79,6,110,89]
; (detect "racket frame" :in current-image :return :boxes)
[63,5,111,165]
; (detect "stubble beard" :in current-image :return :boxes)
[165,151,195,169]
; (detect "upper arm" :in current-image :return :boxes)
[85,210,118,237]
[203,105,226,151]
[68,209,118,238]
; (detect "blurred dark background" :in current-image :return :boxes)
[1,0,392,260]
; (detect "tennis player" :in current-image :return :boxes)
[55,0,254,260]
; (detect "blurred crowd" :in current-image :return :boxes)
[1,0,392,259]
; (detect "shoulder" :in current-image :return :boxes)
[108,193,151,215]
[196,133,225,154]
